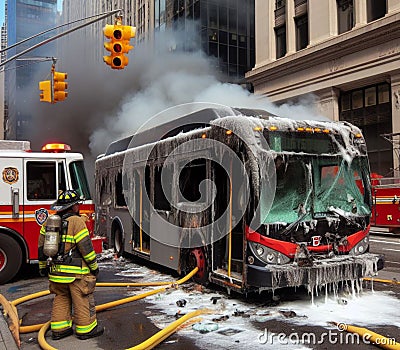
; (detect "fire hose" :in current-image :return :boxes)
[1,267,213,350]
[2,271,400,350]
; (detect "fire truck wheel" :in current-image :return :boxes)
[187,248,210,285]
[0,235,22,284]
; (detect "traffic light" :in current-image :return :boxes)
[53,71,68,102]
[103,24,136,69]
[39,80,52,103]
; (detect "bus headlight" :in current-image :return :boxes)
[249,242,290,265]
[350,236,369,255]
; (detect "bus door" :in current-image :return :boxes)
[149,161,180,269]
[133,166,151,255]
[212,155,244,284]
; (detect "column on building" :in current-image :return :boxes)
[388,0,400,14]
[354,0,367,27]
[315,87,340,121]
[254,0,275,67]
[391,74,400,176]
[309,0,337,45]
[286,0,296,54]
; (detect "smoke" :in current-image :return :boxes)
[88,31,325,156]
[25,21,324,184]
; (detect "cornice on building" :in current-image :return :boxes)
[247,13,400,86]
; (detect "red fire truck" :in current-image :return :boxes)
[371,173,400,233]
[370,133,400,233]
[0,140,99,284]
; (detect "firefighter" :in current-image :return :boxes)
[38,189,104,340]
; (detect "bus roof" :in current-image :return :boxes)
[104,107,275,156]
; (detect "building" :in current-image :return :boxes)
[246,0,400,176]
[156,0,255,82]
[4,0,58,140]
[60,0,254,82]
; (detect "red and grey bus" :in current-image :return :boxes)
[95,107,383,293]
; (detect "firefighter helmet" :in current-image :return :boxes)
[51,189,82,211]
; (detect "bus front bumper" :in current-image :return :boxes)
[246,253,384,290]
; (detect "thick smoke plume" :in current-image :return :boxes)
[26,22,323,183]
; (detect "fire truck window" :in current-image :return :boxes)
[58,162,66,195]
[27,162,57,200]
[69,161,91,200]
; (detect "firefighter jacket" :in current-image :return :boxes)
[38,214,98,283]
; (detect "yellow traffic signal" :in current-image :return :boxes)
[103,24,136,69]
[53,71,68,102]
[39,80,52,103]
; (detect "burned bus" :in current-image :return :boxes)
[95,107,384,293]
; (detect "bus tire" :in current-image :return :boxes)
[113,227,124,257]
[0,235,23,284]
[187,247,209,285]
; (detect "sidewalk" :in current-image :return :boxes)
[0,313,18,350]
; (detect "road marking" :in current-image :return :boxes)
[386,261,400,265]
[370,239,400,245]
[383,248,400,252]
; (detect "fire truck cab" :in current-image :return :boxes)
[0,140,95,284]
[371,174,400,233]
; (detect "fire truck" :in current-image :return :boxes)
[371,132,400,233]
[0,140,99,284]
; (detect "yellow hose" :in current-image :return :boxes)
[11,290,51,306]
[13,267,199,349]
[37,321,54,350]
[363,277,400,285]
[18,267,198,333]
[126,309,211,350]
[332,322,400,350]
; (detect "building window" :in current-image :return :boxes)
[337,0,354,34]
[339,83,392,175]
[276,0,286,10]
[365,86,376,106]
[341,93,351,111]
[295,15,308,51]
[275,25,286,59]
[367,0,387,22]
[378,84,390,104]
[352,90,363,109]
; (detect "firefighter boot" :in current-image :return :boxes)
[76,325,104,340]
[52,327,73,340]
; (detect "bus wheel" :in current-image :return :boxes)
[188,248,209,285]
[113,227,124,257]
[0,235,22,284]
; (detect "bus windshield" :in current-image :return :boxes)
[313,157,370,217]
[263,157,311,224]
[69,160,92,200]
[262,156,370,224]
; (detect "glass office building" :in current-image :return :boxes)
[5,0,57,140]
[155,0,255,83]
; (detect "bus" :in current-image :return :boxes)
[95,107,384,294]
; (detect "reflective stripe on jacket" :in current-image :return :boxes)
[39,214,98,283]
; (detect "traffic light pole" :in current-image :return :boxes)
[0,8,123,68]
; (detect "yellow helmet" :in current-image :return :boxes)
[51,189,82,211]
